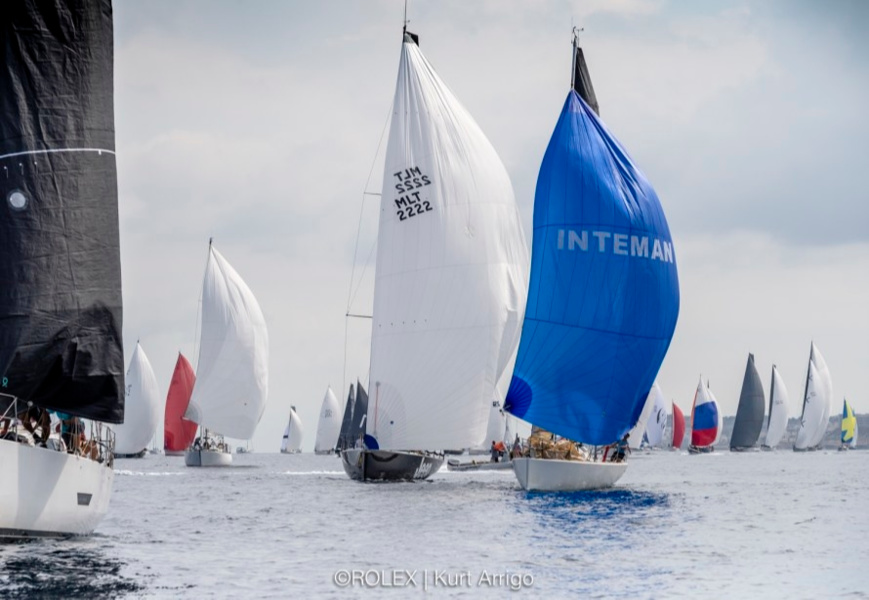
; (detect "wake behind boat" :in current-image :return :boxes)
[502,31,680,492]
[1,0,125,538]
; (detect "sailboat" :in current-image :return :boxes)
[163,352,197,456]
[184,241,269,467]
[280,406,303,454]
[341,26,528,482]
[671,402,686,450]
[794,342,833,451]
[0,0,124,538]
[644,383,669,448]
[336,381,368,453]
[730,353,765,451]
[446,399,516,472]
[628,389,656,450]
[314,386,341,455]
[761,365,789,449]
[504,32,680,491]
[113,342,162,458]
[688,378,720,454]
[840,398,857,450]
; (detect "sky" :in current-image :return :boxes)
[112,0,869,452]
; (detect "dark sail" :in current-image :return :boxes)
[0,0,124,423]
[337,383,356,451]
[572,45,599,116]
[354,380,369,440]
[730,353,765,450]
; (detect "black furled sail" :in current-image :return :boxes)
[572,37,599,115]
[0,0,124,423]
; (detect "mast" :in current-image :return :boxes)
[571,27,599,115]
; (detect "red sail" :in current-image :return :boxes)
[671,402,685,449]
[163,353,198,452]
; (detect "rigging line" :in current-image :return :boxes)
[347,237,377,310]
[343,105,391,400]
[345,103,391,315]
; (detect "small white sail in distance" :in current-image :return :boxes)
[314,387,341,453]
[113,342,162,455]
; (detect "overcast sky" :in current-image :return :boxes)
[112,0,869,451]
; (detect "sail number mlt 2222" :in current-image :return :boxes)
[393,166,432,221]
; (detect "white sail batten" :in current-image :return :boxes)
[764,366,789,447]
[314,387,342,453]
[367,37,529,451]
[185,245,269,440]
[113,342,162,455]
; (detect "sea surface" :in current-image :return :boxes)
[1,450,867,599]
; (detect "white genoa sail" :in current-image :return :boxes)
[628,390,655,449]
[184,244,269,440]
[794,360,824,450]
[645,383,668,447]
[763,365,789,448]
[314,387,341,453]
[366,35,529,452]
[113,342,162,455]
[282,406,303,453]
[808,344,833,448]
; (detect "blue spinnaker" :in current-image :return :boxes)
[505,90,680,446]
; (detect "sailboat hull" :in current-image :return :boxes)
[0,440,114,538]
[511,457,627,491]
[446,458,513,472]
[115,449,148,459]
[185,449,232,467]
[341,449,443,482]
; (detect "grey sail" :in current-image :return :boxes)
[354,380,368,441]
[572,44,599,116]
[730,353,765,450]
[336,383,355,451]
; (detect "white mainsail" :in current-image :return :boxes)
[113,342,162,455]
[366,35,529,452]
[628,390,655,449]
[763,365,790,448]
[314,387,341,453]
[808,343,833,448]
[281,406,303,453]
[184,244,269,440]
[710,385,724,447]
[645,382,668,447]
[794,360,824,450]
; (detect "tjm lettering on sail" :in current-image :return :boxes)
[393,165,433,221]
[557,228,675,263]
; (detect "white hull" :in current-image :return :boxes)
[0,440,114,538]
[164,450,186,457]
[280,449,302,454]
[512,457,627,491]
[185,448,232,467]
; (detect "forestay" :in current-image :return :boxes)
[366,35,529,451]
[185,244,269,440]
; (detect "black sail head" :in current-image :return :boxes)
[0,0,124,423]
[572,44,599,116]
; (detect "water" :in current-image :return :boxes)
[2,451,867,598]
